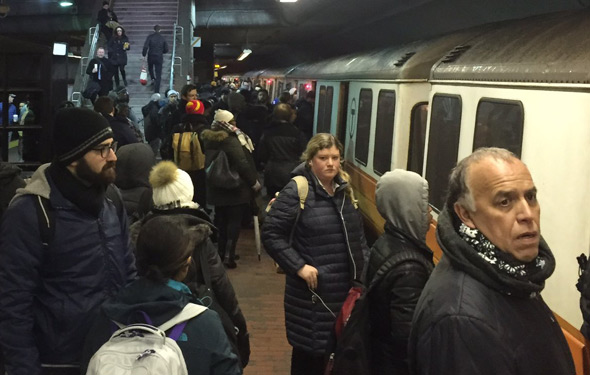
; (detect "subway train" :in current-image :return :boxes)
[245,9,590,374]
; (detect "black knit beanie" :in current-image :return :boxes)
[53,108,114,166]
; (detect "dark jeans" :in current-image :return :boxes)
[113,64,127,87]
[215,204,249,262]
[147,54,163,93]
[291,347,325,375]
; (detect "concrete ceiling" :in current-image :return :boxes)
[0,0,588,74]
[195,0,590,73]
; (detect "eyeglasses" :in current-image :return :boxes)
[92,141,117,158]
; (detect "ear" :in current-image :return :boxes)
[454,202,476,229]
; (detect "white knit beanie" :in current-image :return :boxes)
[149,161,197,210]
[214,109,234,123]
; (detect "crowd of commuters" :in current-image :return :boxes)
[0,62,583,374]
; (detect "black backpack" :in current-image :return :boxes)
[324,250,433,375]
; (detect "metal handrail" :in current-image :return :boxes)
[169,21,178,90]
[176,25,184,45]
[72,23,100,105]
[174,56,182,71]
[71,92,82,107]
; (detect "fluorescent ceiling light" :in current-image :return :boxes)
[237,49,252,61]
[59,1,74,6]
[53,42,67,56]
[279,0,298,2]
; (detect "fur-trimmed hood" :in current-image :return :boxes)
[201,128,229,143]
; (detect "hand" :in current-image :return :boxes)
[297,265,318,290]
[252,180,262,192]
[92,67,98,73]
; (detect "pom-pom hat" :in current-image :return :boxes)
[185,100,205,115]
[53,108,114,166]
[149,161,196,210]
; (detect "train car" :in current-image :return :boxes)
[273,9,590,374]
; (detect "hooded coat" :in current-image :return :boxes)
[0,164,137,375]
[107,27,129,66]
[366,170,433,375]
[114,143,156,219]
[201,128,257,207]
[0,162,25,219]
[261,163,369,354]
[80,278,241,375]
[408,208,575,375]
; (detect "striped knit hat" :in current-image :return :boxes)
[53,107,114,165]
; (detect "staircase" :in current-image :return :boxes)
[110,0,178,129]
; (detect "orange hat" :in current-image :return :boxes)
[185,100,204,115]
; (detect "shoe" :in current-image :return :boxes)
[123,79,128,86]
[225,260,237,269]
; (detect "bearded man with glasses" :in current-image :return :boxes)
[0,108,137,375]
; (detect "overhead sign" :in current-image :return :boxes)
[191,36,201,48]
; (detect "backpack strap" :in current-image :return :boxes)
[292,175,308,210]
[159,303,208,340]
[368,250,433,290]
[35,195,55,247]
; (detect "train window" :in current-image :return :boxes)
[373,90,396,176]
[407,102,429,175]
[425,94,462,210]
[355,89,373,166]
[316,86,333,134]
[474,99,524,157]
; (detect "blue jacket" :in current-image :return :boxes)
[262,163,369,353]
[0,164,137,375]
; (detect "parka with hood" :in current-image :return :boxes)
[201,127,257,207]
[114,143,156,219]
[261,163,369,354]
[0,164,137,375]
[367,170,434,375]
[107,26,130,67]
[408,207,575,375]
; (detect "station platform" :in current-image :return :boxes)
[226,227,292,375]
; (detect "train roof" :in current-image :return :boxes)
[431,10,590,83]
[285,30,479,81]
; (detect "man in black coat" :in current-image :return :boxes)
[408,147,575,375]
[86,47,115,99]
[96,1,118,40]
[94,97,140,148]
[257,103,306,197]
[142,25,169,94]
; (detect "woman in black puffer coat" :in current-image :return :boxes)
[262,133,369,375]
[201,109,259,268]
[107,26,130,87]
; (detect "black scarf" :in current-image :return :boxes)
[48,164,106,217]
[437,207,555,298]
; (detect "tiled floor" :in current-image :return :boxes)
[227,227,292,375]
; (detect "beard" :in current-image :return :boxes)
[75,157,116,186]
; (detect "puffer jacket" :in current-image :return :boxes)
[0,164,137,375]
[262,163,369,353]
[408,208,575,375]
[257,120,307,193]
[142,32,169,58]
[80,278,241,375]
[0,162,25,219]
[201,128,257,207]
[367,170,433,375]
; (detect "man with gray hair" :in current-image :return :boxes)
[408,147,574,375]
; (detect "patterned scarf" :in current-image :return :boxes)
[211,120,255,153]
[458,223,548,280]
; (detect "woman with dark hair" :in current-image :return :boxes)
[81,215,242,375]
[107,26,130,87]
[262,133,369,375]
